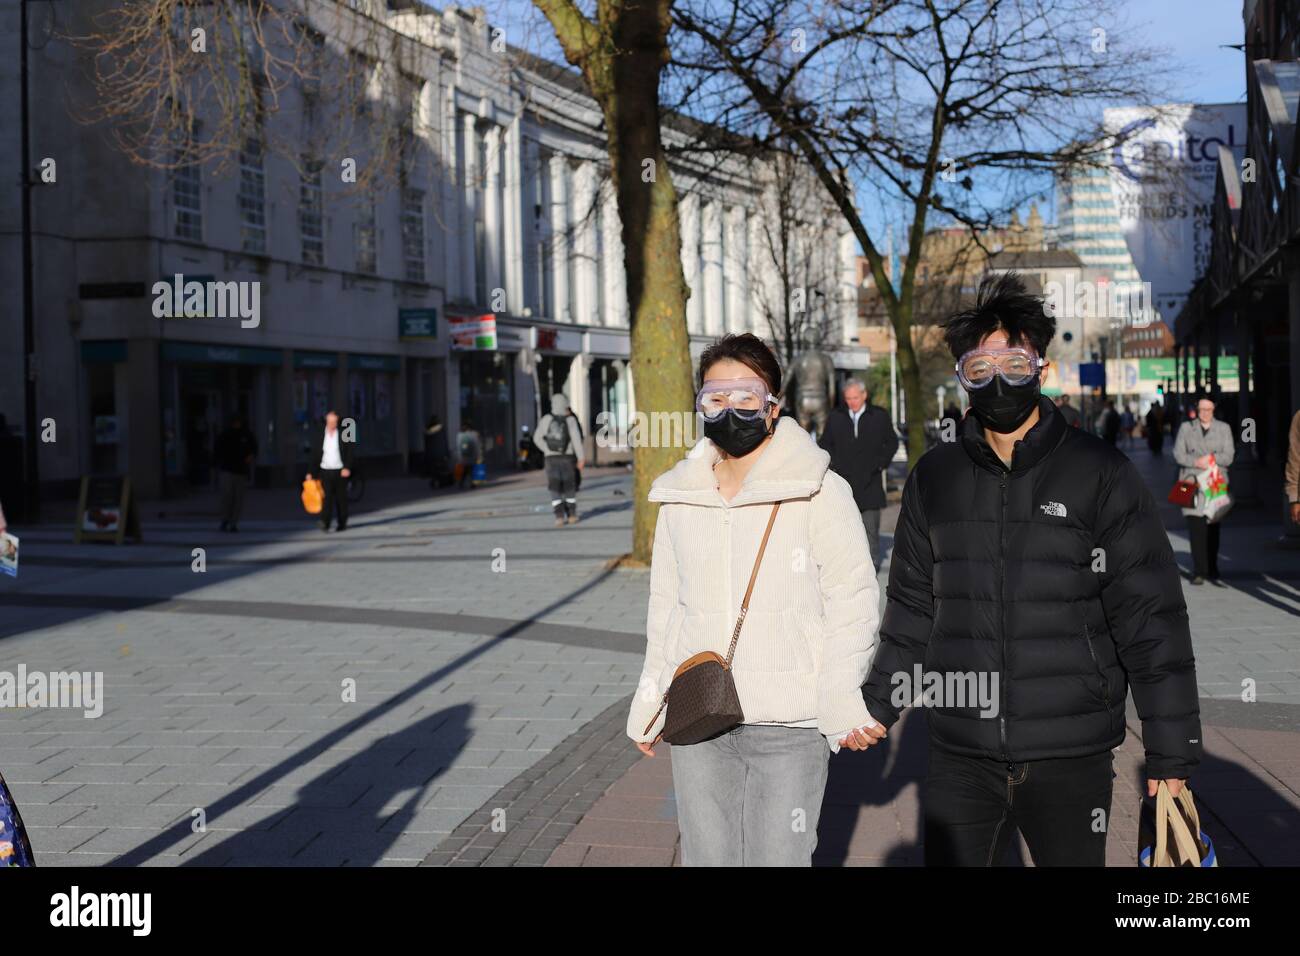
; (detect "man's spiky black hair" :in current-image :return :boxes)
[941,271,1055,361]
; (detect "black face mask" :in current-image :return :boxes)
[704,410,773,457]
[967,375,1040,434]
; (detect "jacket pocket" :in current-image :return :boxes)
[1083,624,1115,728]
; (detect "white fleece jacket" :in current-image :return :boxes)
[626,416,879,749]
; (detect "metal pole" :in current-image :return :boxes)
[20,0,39,521]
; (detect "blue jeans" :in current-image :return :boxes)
[670,725,829,866]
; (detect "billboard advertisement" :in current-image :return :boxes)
[1104,103,1247,320]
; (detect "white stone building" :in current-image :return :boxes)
[0,0,866,498]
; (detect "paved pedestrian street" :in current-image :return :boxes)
[1,450,1297,866]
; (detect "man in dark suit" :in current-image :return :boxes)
[818,378,898,572]
[305,410,355,532]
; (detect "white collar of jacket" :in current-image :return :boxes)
[648,416,829,506]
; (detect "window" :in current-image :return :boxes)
[299,157,324,265]
[474,128,488,304]
[172,140,203,241]
[534,147,553,318]
[238,137,266,254]
[594,196,605,325]
[719,206,729,330]
[349,52,375,117]
[565,162,577,321]
[355,197,376,274]
[402,187,426,282]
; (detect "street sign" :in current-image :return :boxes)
[1079,362,1106,387]
[399,308,438,338]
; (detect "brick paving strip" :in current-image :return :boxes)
[529,700,1300,867]
[421,693,643,866]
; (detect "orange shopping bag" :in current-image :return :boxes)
[301,478,324,515]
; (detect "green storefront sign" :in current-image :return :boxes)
[399,308,438,339]
[160,342,281,366]
[347,353,402,372]
[1139,356,1238,385]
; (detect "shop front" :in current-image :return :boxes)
[160,342,281,493]
[292,351,337,469]
[80,340,130,477]
[346,353,402,469]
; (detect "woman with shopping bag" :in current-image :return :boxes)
[1173,395,1235,586]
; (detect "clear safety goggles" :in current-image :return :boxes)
[695,377,778,421]
[955,347,1046,389]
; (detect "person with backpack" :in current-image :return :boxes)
[535,394,585,525]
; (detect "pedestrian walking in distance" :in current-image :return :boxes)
[306,410,354,533]
[818,377,898,573]
[1173,394,1235,586]
[628,332,880,866]
[850,272,1200,866]
[535,394,585,526]
[214,414,257,532]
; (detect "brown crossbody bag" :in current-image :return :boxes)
[643,502,781,746]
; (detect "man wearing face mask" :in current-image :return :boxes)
[841,272,1201,867]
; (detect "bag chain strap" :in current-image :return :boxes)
[640,501,782,738]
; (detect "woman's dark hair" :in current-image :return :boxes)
[698,333,782,395]
[941,271,1055,360]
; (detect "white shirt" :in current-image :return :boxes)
[320,429,344,470]
[848,406,864,438]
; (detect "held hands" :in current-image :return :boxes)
[838,714,887,751]
[1194,454,1213,469]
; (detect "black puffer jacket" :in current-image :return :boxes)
[862,397,1201,778]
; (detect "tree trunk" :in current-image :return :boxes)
[534,0,695,563]
[893,295,928,470]
[608,2,695,563]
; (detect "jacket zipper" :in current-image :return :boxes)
[1084,623,1112,715]
[998,468,1009,764]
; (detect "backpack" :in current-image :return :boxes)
[545,416,571,455]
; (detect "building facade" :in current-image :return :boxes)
[0,0,865,502]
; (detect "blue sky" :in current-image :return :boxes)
[496,0,1248,105]
[1132,0,1247,105]
[492,0,1249,238]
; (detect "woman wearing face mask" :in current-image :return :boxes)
[626,333,880,866]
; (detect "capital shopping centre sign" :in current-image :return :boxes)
[1104,104,1247,320]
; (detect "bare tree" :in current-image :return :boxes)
[672,0,1170,466]
[66,0,442,195]
[530,0,695,563]
[750,145,842,365]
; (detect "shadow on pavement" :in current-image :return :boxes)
[186,705,474,867]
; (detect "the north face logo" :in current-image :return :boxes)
[1039,501,1067,518]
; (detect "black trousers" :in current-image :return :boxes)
[924,746,1114,866]
[1185,515,1221,578]
[545,455,578,519]
[319,468,348,529]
